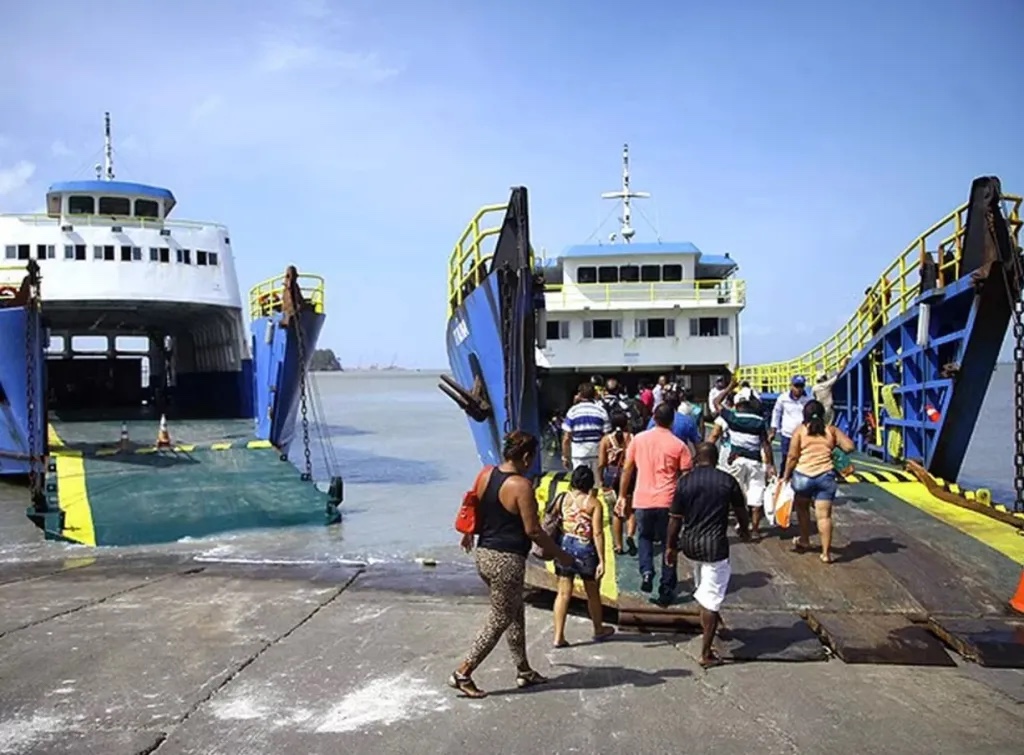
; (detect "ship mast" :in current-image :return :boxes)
[95,111,115,181]
[600,143,650,243]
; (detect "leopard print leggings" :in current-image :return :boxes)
[465,548,529,671]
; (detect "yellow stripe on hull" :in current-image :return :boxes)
[47,425,96,547]
[535,472,618,604]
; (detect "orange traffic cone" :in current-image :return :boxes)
[119,421,130,452]
[1011,569,1024,615]
[156,415,172,449]
[925,404,940,423]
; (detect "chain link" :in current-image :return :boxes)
[499,265,514,434]
[292,283,313,482]
[1011,296,1023,511]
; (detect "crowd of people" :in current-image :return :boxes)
[451,368,855,696]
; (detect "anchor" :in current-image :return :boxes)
[438,373,492,422]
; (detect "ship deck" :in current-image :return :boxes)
[40,418,328,547]
[528,453,1024,668]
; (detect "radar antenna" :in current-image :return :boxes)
[98,111,114,181]
[600,143,650,243]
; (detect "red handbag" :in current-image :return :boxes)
[455,465,494,534]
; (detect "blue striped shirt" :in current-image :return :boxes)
[562,401,611,446]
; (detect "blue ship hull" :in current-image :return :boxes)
[0,304,46,477]
[442,188,542,473]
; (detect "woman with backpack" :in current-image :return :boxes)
[597,410,636,555]
[552,464,617,647]
[780,399,856,564]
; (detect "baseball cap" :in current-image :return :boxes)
[791,375,806,386]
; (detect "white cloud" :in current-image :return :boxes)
[256,39,399,82]
[0,160,35,196]
[50,139,72,157]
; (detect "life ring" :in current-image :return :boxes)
[0,285,18,299]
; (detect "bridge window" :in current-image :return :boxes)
[576,266,597,284]
[176,248,192,265]
[546,320,570,340]
[98,196,131,216]
[65,244,86,260]
[134,198,159,218]
[690,317,730,337]
[94,245,115,261]
[635,317,675,338]
[583,319,621,340]
[36,244,55,260]
[68,196,94,214]
[149,247,171,263]
[619,265,639,282]
[640,264,661,282]
[208,252,218,266]
[597,266,618,283]
[662,264,683,282]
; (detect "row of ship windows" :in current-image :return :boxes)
[576,264,685,284]
[4,244,219,266]
[67,196,160,218]
[546,316,731,340]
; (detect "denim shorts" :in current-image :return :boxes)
[791,470,838,502]
[555,534,599,580]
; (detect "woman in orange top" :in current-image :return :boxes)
[781,400,855,563]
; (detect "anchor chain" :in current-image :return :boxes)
[499,264,515,434]
[23,261,42,506]
[1012,295,1023,512]
[291,276,313,482]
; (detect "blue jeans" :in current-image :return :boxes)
[791,470,838,502]
[779,434,792,471]
[634,508,677,597]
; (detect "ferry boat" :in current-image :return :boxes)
[0,113,341,546]
[442,144,742,469]
[441,151,1024,657]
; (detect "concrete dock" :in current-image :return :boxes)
[1,554,1022,755]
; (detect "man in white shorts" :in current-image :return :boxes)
[561,382,611,480]
[666,443,750,668]
[709,377,776,539]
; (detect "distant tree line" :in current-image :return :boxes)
[309,349,343,372]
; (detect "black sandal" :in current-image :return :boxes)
[515,669,549,688]
[448,671,487,698]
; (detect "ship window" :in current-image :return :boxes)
[94,245,115,261]
[64,245,73,260]
[546,320,570,340]
[98,196,131,216]
[197,250,208,266]
[120,245,133,262]
[176,248,192,265]
[132,246,142,261]
[134,198,159,218]
[208,252,218,266]
[635,317,674,338]
[640,264,661,282]
[68,196,94,214]
[150,247,171,263]
[597,266,618,283]
[692,317,730,337]
[576,266,597,284]
[14,244,29,260]
[619,264,639,282]
[74,244,86,260]
[662,264,683,282]
[36,244,55,260]
[4,246,14,259]
[583,318,621,339]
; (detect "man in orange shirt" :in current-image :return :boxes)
[617,402,694,605]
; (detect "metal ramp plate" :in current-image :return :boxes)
[718,611,827,662]
[927,617,1024,668]
[807,612,955,666]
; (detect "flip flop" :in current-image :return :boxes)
[820,553,833,564]
[553,640,570,649]
[698,651,724,669]
[448,671,487,699]
[592,626,616,642]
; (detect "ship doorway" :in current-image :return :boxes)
[45,334,154,419]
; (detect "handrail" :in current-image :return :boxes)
[0,212,228,232]
[737,194,1023,393]
[448,203,508,315]
[248,273,326,320]
[545,279,745,306]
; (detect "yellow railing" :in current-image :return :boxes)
[448,203,509,315]
[545,279,745,307]
[1,212,227,232]
[737,194,1023,394]
[0,263,29,287]
[248,273,326,320]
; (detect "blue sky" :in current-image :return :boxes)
[1,0,1022,367]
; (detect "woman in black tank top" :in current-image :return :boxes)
[449,431,574,699]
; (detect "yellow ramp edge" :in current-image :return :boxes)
[47,425,96,547]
